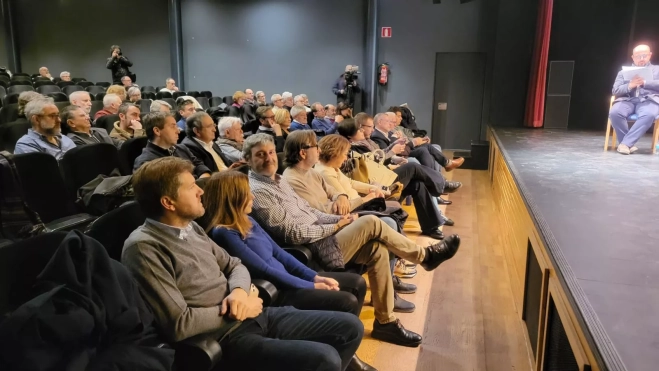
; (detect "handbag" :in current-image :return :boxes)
[77,170,134,215]
[351,151,398,187]
[340,156,369,183]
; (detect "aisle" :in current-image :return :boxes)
[356,169,532,371]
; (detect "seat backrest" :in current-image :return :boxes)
[3,93,19,106]
[197,97,210,110]
[186,91,200,98]
[72,78,86,83]
[0,104,19,125]
[142,92,156,100]
[90,101,103,117]
[47,92,69,102]
[136,99,152,113]
[210,97,223,107]
[7,85,34,95]
[94,114,120,133]
[9,80,32,87]
[172,91,186,99]
[0,231,68,316]
[37,85,62,95]
[78,81,94,88]
[118,136,148,175]
[0,121,30,152]
[222,96,233,105]
[60,143,120,200]
[33,80,55,88]
[63,85,83,95]
[200,91,212,99]
[85,86,106,95]
[57,81,75,88]
[85,201,145,261]
[141,86,156,93]
[162,98,176,108]
[156,91,172,99]
[12,152,79,222]
[95,82,111,88]
[94,92,106,102]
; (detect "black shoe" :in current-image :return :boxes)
[393,275,417,294]
[437,197,452,205]
[348,355,378,371]
[421,234,461,271]
[443,218,454,226]
[422,227,444,240]
[443,181,462,194]
[371,319,423,347]
[393,293,415,313]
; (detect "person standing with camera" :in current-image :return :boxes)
[106,45,135,84]
[333,65,360,106]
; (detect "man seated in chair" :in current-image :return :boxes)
[93,94,122,121]
[14,97,76,161]
[109,102,145,143]
[68,91,92,117]
[122,157,364,371]
[609,44,659,154]
[62,105,123,148]
[181,111,232,172]
[133,112,211,178]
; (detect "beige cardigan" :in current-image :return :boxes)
[313,163,378,208]
[282,166,361,214]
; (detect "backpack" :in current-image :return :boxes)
[76,169,134,216]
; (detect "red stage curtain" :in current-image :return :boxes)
[524,0,554,128]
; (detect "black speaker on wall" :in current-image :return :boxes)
[544,61,575,129]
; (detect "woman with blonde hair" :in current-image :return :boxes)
[106,85,127,102]
[227,90,248,123]
[198,171,378,371]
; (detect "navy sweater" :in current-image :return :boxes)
[211,217,317,290]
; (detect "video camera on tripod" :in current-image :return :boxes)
[344,65,360,87]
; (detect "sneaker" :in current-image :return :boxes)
[394,260,417,278]
[630,146,639,154]
[617,144,630,155]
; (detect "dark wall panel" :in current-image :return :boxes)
[181,0,366,105]
[0,19,7,69]
[14,0,170,86]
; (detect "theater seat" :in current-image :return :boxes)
[136,99,152,113]
[60,143,121,203]
[604,96,659,153]
[7,85,34,95]
[90,101,103,117]
[0,104,20,125]
[86,86,106,95]
[57,81,75,88]
[118,136,148,175]
[142,92,156,100]
[94,114,119,133]
[78,81,94,88]
[37,85,61,95]
[156,91,172,99]
[3,93,19,106]
[95,82,111,88]
[0,121,30,152]
[33,80,55,88]
[47,92,69,102]
[141,86,156,93]
[63,85,84,95]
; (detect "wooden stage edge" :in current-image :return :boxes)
[488,127,625,371]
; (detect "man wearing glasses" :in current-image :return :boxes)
[256,106,285,152]
[270,94,284,113]
[609,44,659,155]
[15,98,75,161]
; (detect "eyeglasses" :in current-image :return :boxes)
[37,113,59,119]
[633,54,650,60]
[263,116,275,120]
[302,144,318,150]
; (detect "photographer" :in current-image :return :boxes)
[332,64,360,106]
[106,45,135,84]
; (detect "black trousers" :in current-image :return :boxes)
[400,180,442,232]
[409,144,449,169]
[271,272,366,317]
[393,161,446,196]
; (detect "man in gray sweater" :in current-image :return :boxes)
[122,157,365,371]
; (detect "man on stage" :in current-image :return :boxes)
[609,44,659,155]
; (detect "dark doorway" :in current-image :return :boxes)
[432,52,487,150]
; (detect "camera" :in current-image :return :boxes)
[344,65,360,86]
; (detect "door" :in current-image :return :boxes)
[432,52,487,150]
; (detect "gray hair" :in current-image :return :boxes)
[290,104,307,119]
[282,92,293,99]
[24,97,55,122]
[60,71,70,78]
[166,77,175,84]
[127,87,141,97]
[270,93,282,103]
[103,93,122,108]
[300,94,308,99]
[293,95,304,104]
[121,75,131,82]
[68,90,90,103]
[256,90,265,97]
[373,113,388,128]
[185,111,208,138]
[118,102,138,116]
[150,100,172,112]
[218,116,242,138]
[242,133,275,160]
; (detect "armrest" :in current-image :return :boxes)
[281,245,312,266]
[44,213,97,232]
[175,332,222,371]
[251,278,279,306]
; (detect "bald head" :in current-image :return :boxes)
[632,44,652,66]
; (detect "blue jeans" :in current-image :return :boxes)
[609,98,659,146]
[219,306,363,371]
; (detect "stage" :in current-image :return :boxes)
[489,127,659,371]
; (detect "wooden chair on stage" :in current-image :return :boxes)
[605,96,659,153]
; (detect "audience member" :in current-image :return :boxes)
[227,91,247,123]
[160,78,179,93]
[15,91,44,124]
[62,105,122,148]
[271,93,284,113]
[294,95,311,112]
[181,112,231,172]
[109,102,144,143]
[106,85,127,102]
[609,44,659,154]
[245,133,460,347]
[39,66,53,81]
[94,94,122,120]
[14,98,75,160]
[106,45,134,84]
[216,116,244,164]
[150,100,172,113]
[121,75,139,89]
[336,102,353,122]
[123,157,362,370]
[244,89,255,104]
[325,104,337,122]
[282,92,294,111]
[133,112,210,177]
[289,104,312,131]
[256,106,285,152]
[175,99,195,130]
[59,71,71,82]
[255,91,267,106]
[127,87,141,103]
[69,91,92,116]
[311,102,337,135]
[300,94,310,107]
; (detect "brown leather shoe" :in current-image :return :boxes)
[444,157,464,171]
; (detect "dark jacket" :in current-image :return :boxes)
[399,106,420,131]
[133,142,211,178]
[227,104,249,124]
[68,127,123,148]
[370,129,391,150]
[181,136,231,173]
[0,230,174,371]
[106,55,133,83]
[257,127,286,153]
